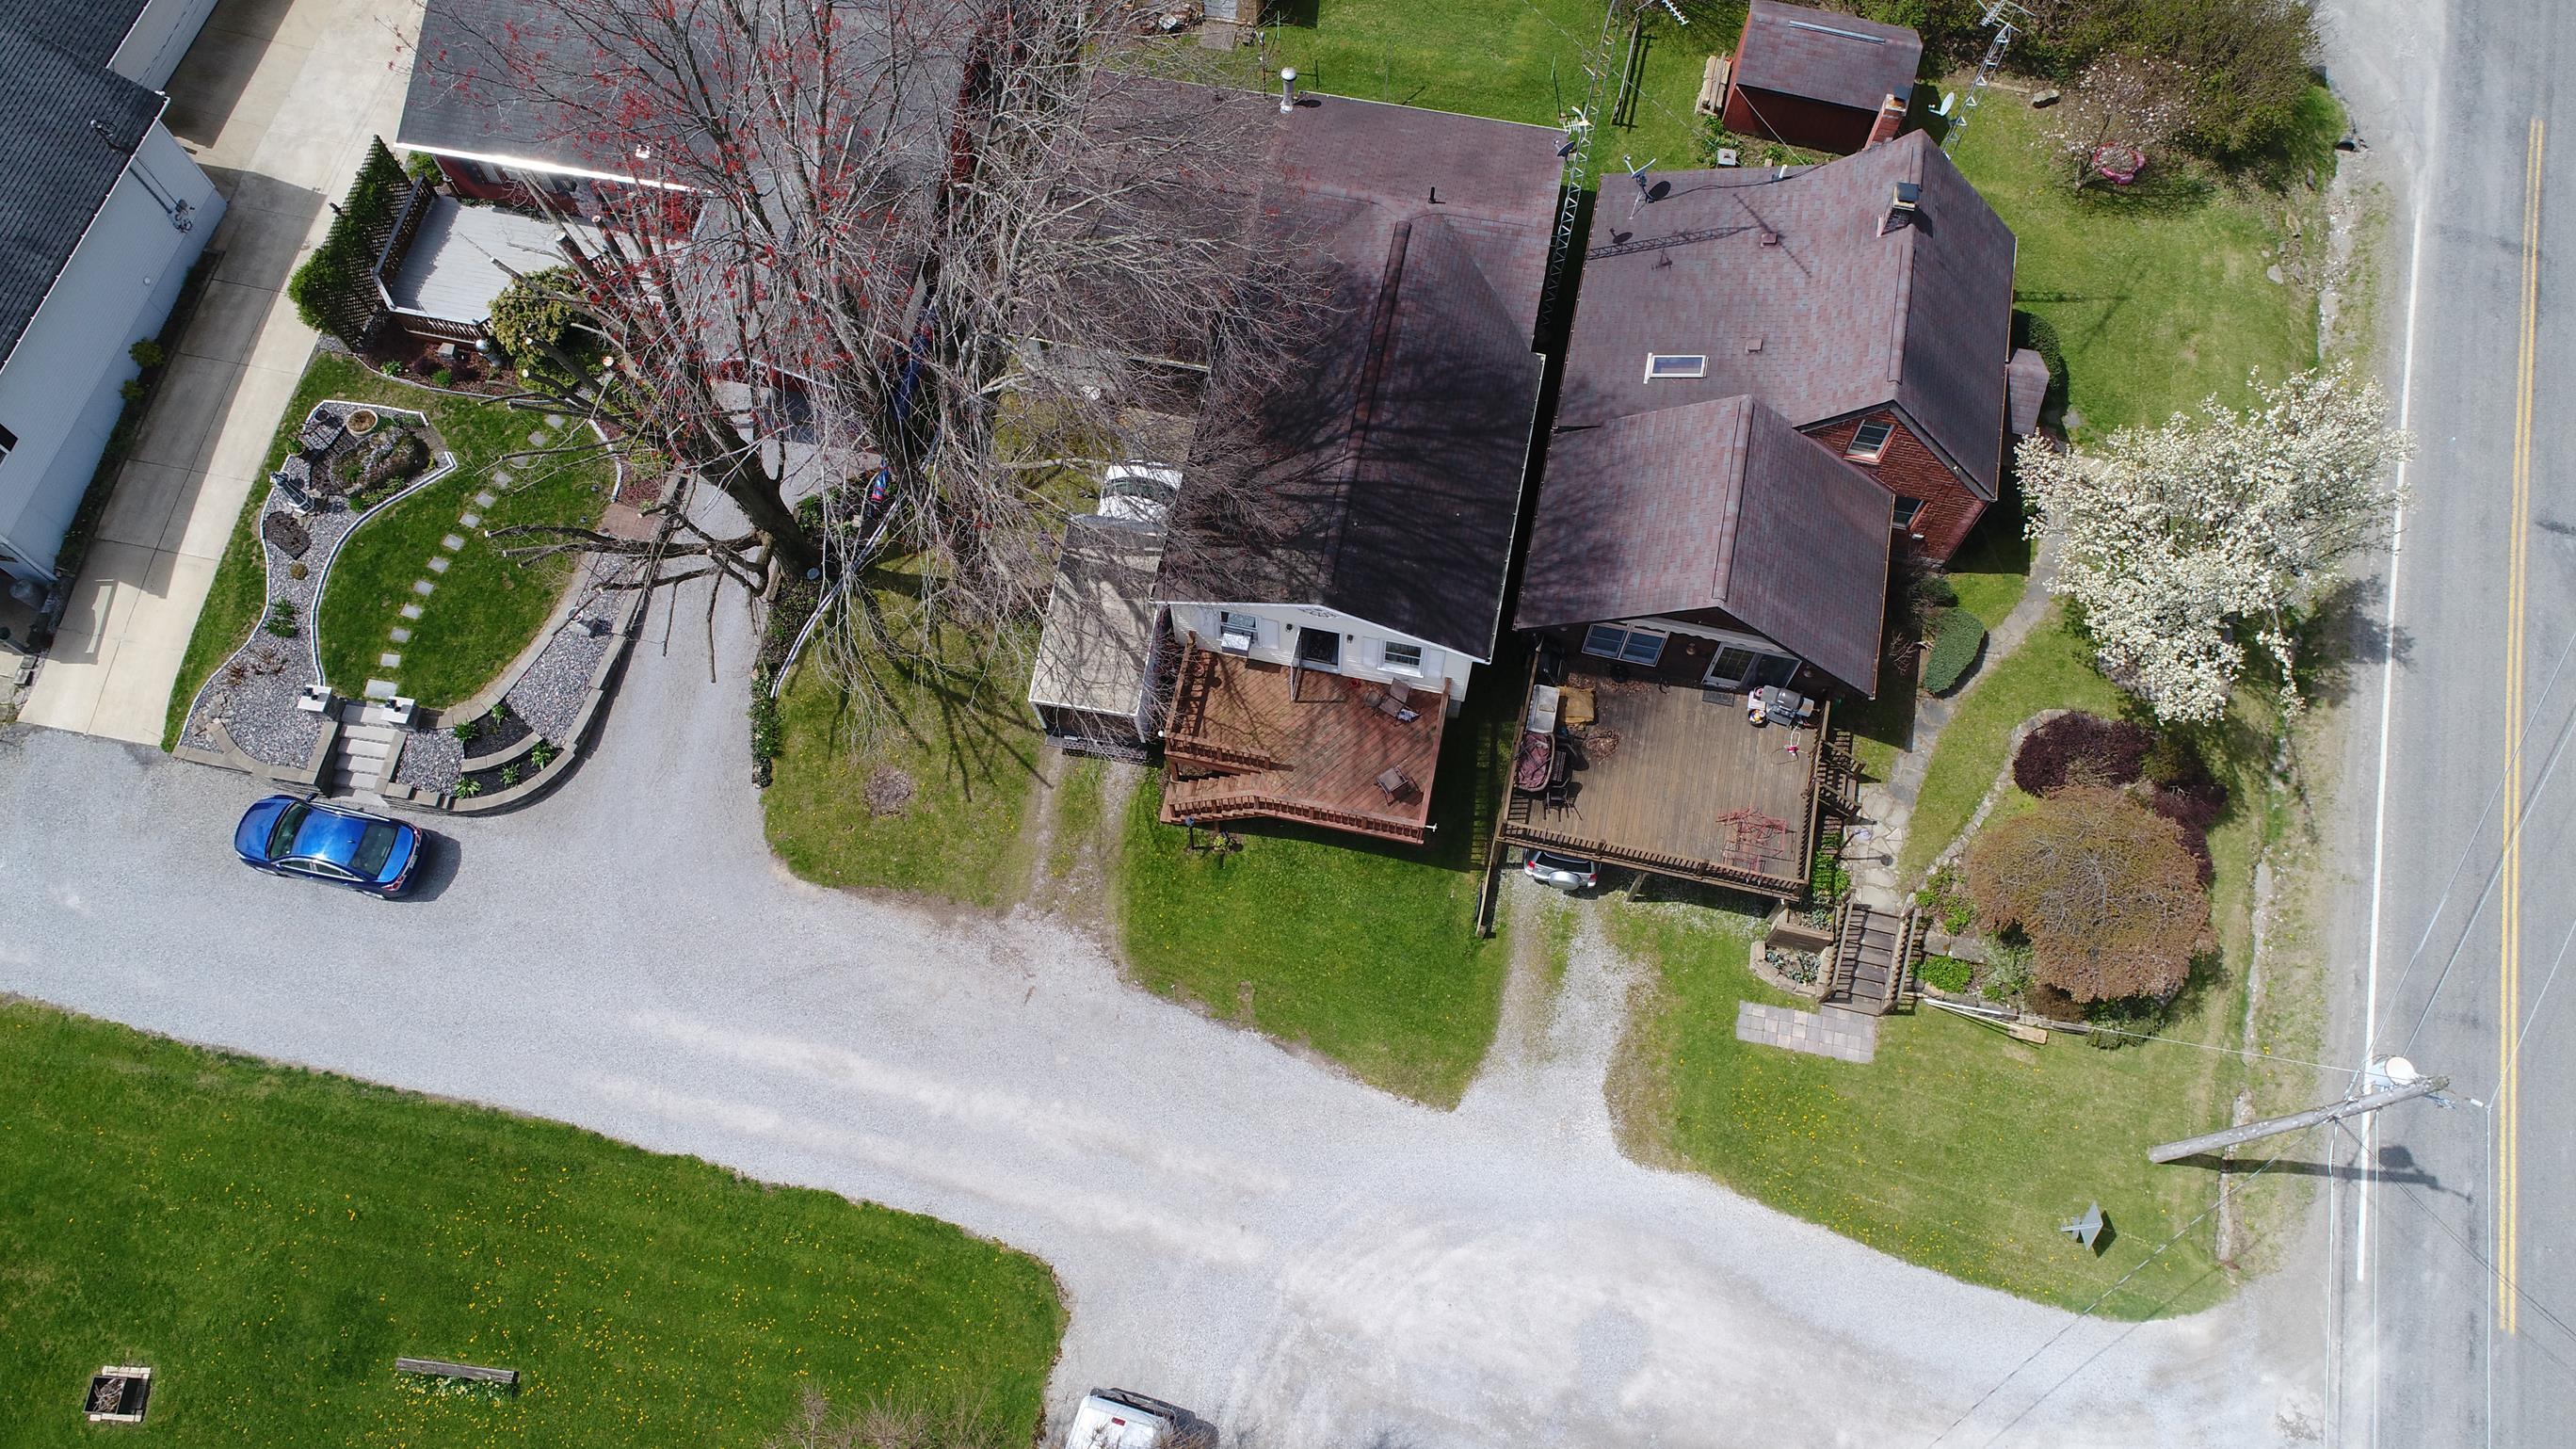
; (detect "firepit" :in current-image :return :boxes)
[346,408,379,437]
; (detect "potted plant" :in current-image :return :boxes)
[347,408,379,437]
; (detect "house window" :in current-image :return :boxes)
[1217,611,1258,652]
[1892,495,1925,530]
[1645,353,1708,381]
[1582,622,1667,665]
[0,422,15,462]
[1845,418,1895,460]
[1382,641,1424,674]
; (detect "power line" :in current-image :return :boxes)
[1919,1133,2309,1448]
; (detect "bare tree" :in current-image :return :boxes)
[1964,784,2209,1003]
[2045,52,2190,187]
[425,0,1327,728]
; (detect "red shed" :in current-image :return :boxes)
[1722,1,1923,155]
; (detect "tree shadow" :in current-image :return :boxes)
[2066,161,2218,219]
[2291,574,2411,712]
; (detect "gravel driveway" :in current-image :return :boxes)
[0,580,2316,1447]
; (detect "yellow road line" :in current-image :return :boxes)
[2503,114,2544,1338]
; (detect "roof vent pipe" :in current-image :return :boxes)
[1280,68,1297,113]
[1879,180,1922,235]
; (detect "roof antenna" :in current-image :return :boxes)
[1623,154,1657,219]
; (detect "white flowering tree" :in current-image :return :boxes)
[2018,364,2411,723]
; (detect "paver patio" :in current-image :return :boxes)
[1735,1001,1879,1063]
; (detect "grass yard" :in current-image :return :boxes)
[1605,894,2251,1318]
[1112,671,1521,1107]
[1046,755,1110,882]
[163,356,615,737]
[1897,604,2129,880]
[0,1001,1063,1448]
[1180,1,1735,184]
[311,366,615,707]
[1951,97,2326,439]
[763,586,1048,910]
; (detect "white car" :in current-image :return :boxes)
[1522,848,1599,892]
[1066,1388,1193,1449]
[1095,463,1180,528]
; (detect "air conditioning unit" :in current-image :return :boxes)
[1218,625,1254,654]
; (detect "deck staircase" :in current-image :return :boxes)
[1826,900,1909,1015]
[321,703,407,799]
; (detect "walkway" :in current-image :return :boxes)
[0,564,2309,1447]
[20,0,416,743]
[1736,1001,1879,1063]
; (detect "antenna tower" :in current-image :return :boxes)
[1940,1,2032,154]
[1539,1,1632,333]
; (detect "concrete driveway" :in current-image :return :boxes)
[0,573,2319,1448]
[19,0,415,742]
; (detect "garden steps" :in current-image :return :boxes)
[1826,901,1906,1016]
[322,720,405,797]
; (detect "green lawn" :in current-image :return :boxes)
[0,1001,1063,1448]
[1112,671,1519,1107]
[1606,896,2249,1318]
[1897,604,2129,880]
[1046,755,1109,882]
[763,593,1047,910]
[1951,97,2324,439]
[311,366,614,707]
[164,356,615,736]
[164,474,273,750]
[1183,1,1736,183]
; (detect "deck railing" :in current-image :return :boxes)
[1166,790,1428,845]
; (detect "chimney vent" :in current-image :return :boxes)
[1279,68,1298,113]
[1758,228,1780,248]
[1880,180,1922,235]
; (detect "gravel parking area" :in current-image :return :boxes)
[0,569,2317,1448]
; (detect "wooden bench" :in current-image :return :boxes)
[395,1357,519,1388]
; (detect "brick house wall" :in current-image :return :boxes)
[1802,409,1989,563]
[1722,85,1876,155]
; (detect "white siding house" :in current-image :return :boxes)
[1163,602,1472,707]
[107,0,220,89]
[0,15,221,594]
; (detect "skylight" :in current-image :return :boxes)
[1646,353,1708,380]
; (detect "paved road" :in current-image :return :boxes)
[2323,1,2576,1443]
[0,577,2310,1447]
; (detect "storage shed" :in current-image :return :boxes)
[1722,0,1923,155]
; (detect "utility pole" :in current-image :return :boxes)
[2148,1057,2453,1165]
[1940,1,2033,155]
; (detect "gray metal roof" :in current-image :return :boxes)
[1029,515,1167,719]
[1733,0,1923,114]
[382,194,592,324]
[0,23,161,369]
[1518,394,1891,696]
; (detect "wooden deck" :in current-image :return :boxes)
[1498,659,1823,895]
[1162,643,1446,845]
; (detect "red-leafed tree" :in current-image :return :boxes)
[425,0,1322,701]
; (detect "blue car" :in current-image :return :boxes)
[233,795,422,897]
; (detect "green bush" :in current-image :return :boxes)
[454,777,483,797]
[1922,608,1988,695]
[263,599,298,638]
[491,266,595,397]
[1809,847,1851,904]
[128,339,165,369]
[529,740,558,768]
[1920,954,1973,993]
[749,673,784,783]
[287,139,411,343]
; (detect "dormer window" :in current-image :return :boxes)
[1845,418,1895,461]
[1645,353,1707,381]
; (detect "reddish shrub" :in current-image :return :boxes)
[2013,712,2154,796]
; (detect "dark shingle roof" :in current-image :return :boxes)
[1733,0,1922,113]
[0,0,148,70]
[0,24,161,367]
[1159,94,1563,659]
[1557,130,2016,496]
[1517,395,1890,695]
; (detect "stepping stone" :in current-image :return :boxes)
[441,534,465,551]
[546,413,567,427]
[399,603,424,620]
[379,652,403,668]
[427,555,450,573]
[389,626,411,644]
[412,579,436,596]
[477,487,500,504]
[459,511,480,528]
[362,679,399,700]
[528,429,553,446]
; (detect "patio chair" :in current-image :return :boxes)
[1374,765,1415,801]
